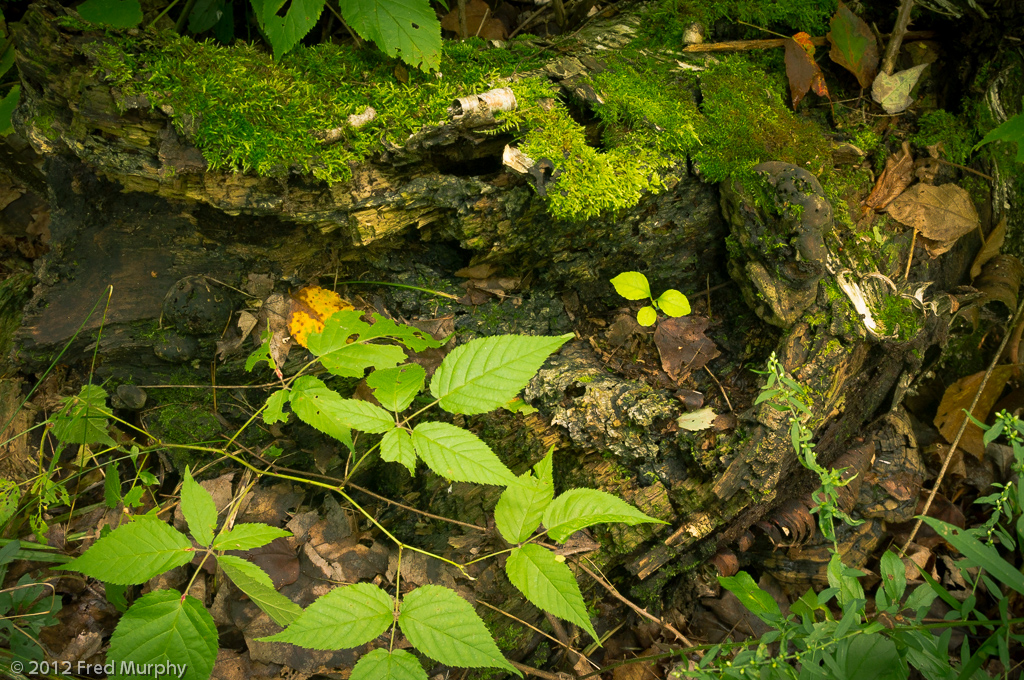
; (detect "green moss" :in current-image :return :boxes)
[640,0,837,48]
[911,109,978,165]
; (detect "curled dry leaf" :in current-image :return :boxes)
[784,32,829,109]
[933,365,1016,459]
[970,216,1007,280]
[871,63,928,114]
[973,254,1024,313]
[887,183,979,250]
[863,141,914,212]
[827,1,879,88]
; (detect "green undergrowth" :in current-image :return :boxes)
[911,109,978,165]
[90,34,546,182]
[640,0,837,49]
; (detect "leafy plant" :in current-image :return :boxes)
[610,271,691,327]
[974,106,1024,164]
[0,541,60,663]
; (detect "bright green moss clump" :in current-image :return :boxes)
[910,109,977,165]
[92,35,545,182]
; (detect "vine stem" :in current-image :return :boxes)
[900,293,1024,555]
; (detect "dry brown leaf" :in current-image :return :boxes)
[971,216,1007,280]
[613,648,664,680]
[784,33,829,109]
[653,316,720,382]
[974,254,1024,312]
[440,0,507,39]
[933,365,1016,459]
[887,183,980,243]
[863,142,914,212]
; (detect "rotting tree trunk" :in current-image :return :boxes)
[3,0,985,635]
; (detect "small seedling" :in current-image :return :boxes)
[610,272,691,327]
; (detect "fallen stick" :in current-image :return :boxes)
[681,30,934,53]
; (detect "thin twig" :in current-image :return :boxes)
[900,294,1024,554]
[458,0,469,38]
[477,599,582,662]
[880,0,916,75]
[510,661,574,680]
[934,157,994,181]
[904,229,917,281]
[475,6,490,37]
[681,30,934,53]
[509,6,549,40]
[704,366,733,413]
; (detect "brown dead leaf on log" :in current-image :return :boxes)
[863,142,914,212]
[441,0,508,39]
[933,365,1016,459]
[653,316,720,382]
[971,216,1006,280]
[887,183,979,257]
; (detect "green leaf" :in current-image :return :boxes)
[542,488,665,543]
[922,517,1024,596]
[879,550,906,607]
[103,465,121,510]
[212,523,290,551]
[430,334,572,415]
[718,571,781,622]
[343,0,442,72]
[827,552,866,607]
[974,108,1024,163]
[51,384,116,447]
[0,479,20,527]
[251,0,324,59]
[351,648,427,680]
[636,306,657,327]
[368,364,426,412]
[258,583,394,649]
[610,272,651,301]
[398,585,520,675]
[506,544,597,641]
[494,475,552,543]
[0,41,14,80]
[837,633,903,680]
[380,428,417,475]
[826,2,879,88]
[263,389,290,425]
[534,446,554,488]
[188,0,227,33]
[0,85,18,137]
[412,422,516,485]
[107,589,217,680]
[124,486,145,508]
[677,407,717,431]
[77,0,143,28]
[291,375,395,434]
[655,289,691,317]
[63,519,192,585]
[218,554,301,627]
[181,467,218,547]
[322,344,408,378]
[362,314,442,352]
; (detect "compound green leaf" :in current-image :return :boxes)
[307,311,371,356]
[212,523,290,551]
[51,384,115,447]
[290,375,394,436]
[63,519,192,585]
[218,554,302,627]
[181,467,218,547]
[368,364,426,413]
[362,314,442,352]
[263,388,290,425]
[251,0,324,59]
[610,272,651,301]
[430,334,572,415]
[636,306,657,327]
[342,0,442,72]
[494,475,552,544]
[77,0,143,28]
[0,479,21,527]
[107,589,217,680]
[412,422,516,486]
[380,427,417,475]
[103,464,121,510]
[0,85,18,137]
[398,585,520,675]
[351,648,427,680]
[534,446,554,488]
[321,344,408,378]
[974,109,1024,163]
[656,289,691,317]
[542,488,665,543]
[506,544,597,641]
[258,583,394,649]
[826,2,879,88]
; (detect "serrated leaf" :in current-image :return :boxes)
[399,585,520,675]
[636,306,657,326]
[212,523,291,551]
[251,0,324,59]
[290,375,394,437]
[412,422,516,485]
[77,0,143,28]
[656,289,691,317]
[263,389,290,425]
[51,384,116,447]
[610,272,651,300]
[974,108,1024,163]
[343,0,442,72]
[494,475,553,543]
[380,428,417,474]
[63,519,192,585]
[534,446,554,488]
[362,314,442,352]
[103,464,121,510]
[258,583,394,649]
[677,407,717,431]
[181,467,218,547]
[506,544,597,640]
[543,488,665,543]
[322,344,409,378]
[826,2,879,88]
[430,334,572,415]
[368,364,426,412]
[351,648,427,680]
[218,554,301,626]
[107,589,217,680]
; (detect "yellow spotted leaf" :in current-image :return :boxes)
[288,287,353,348]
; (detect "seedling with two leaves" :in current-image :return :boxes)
[611,271,691,327]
